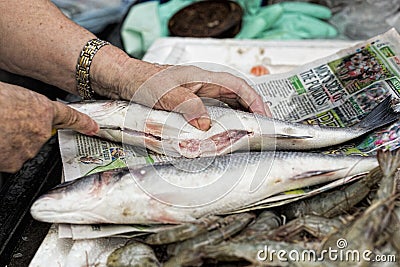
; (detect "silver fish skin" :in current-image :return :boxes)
[69,97,398,158]
[31,151,378,225]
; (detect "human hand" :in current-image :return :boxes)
[92,54,271,131]
[0,82,98,173]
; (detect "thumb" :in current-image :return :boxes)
[52,101,99,135]
[158,87,211,131]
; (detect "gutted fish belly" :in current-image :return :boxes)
[30,151,378,224]
[70,97,399,158]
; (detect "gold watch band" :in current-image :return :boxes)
[76,38,110,99]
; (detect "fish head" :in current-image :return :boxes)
[30,169,128,224]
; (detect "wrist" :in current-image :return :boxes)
[90,44,132,99]
[89,45,166,102]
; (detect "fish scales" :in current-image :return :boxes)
[141,151,364,183]
[31,151,379,225]
[141,150,349,174]
[150,151,262,176]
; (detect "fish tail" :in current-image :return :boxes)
[377,149,400,178]
[354,97,399,132]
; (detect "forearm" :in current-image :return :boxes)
[0,0,269,130]
[0,0,132,96]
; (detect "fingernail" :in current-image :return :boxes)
[197,117,211,131]
[85,120,99,136]
[251,106,266,116]
[264,103,272,117]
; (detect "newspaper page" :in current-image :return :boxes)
[58,222,176,240]
[58,130,173,181]
[56,29,400,239]
[252,28,400,154]
[69,223,175,240]
[253,28,400,123]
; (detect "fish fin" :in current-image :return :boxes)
[51,179,79,190]
[264,134,313,139]
[353,96,399,132]
[291,168,346,180]
[377,149,400,177]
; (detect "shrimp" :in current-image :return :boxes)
[389,204,400,254]
[107,240,160,267]
[164,213,254,266]
[277,165,383,219]
[270,215,343,242]
[232,210,282,242]
[200,240,321,266]
[250,65,270,76]
[144,215,221,245]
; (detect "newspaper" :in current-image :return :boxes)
[60,223,176,240]
[254,30,400,124]
[58,130,173,181]
[228,172,367,214]
[251,28,400,155]
[56,29,400,239]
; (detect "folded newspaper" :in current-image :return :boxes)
[57,29,400,239]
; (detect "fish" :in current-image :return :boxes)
[69,97,399,158]
[31,151,378,225]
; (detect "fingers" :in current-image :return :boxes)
[157,86,211,131]
[180,67,270,117]
[216,96,272,117]
[52,101,99,135]
[206,72,269,116]
[129,64,272,133]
